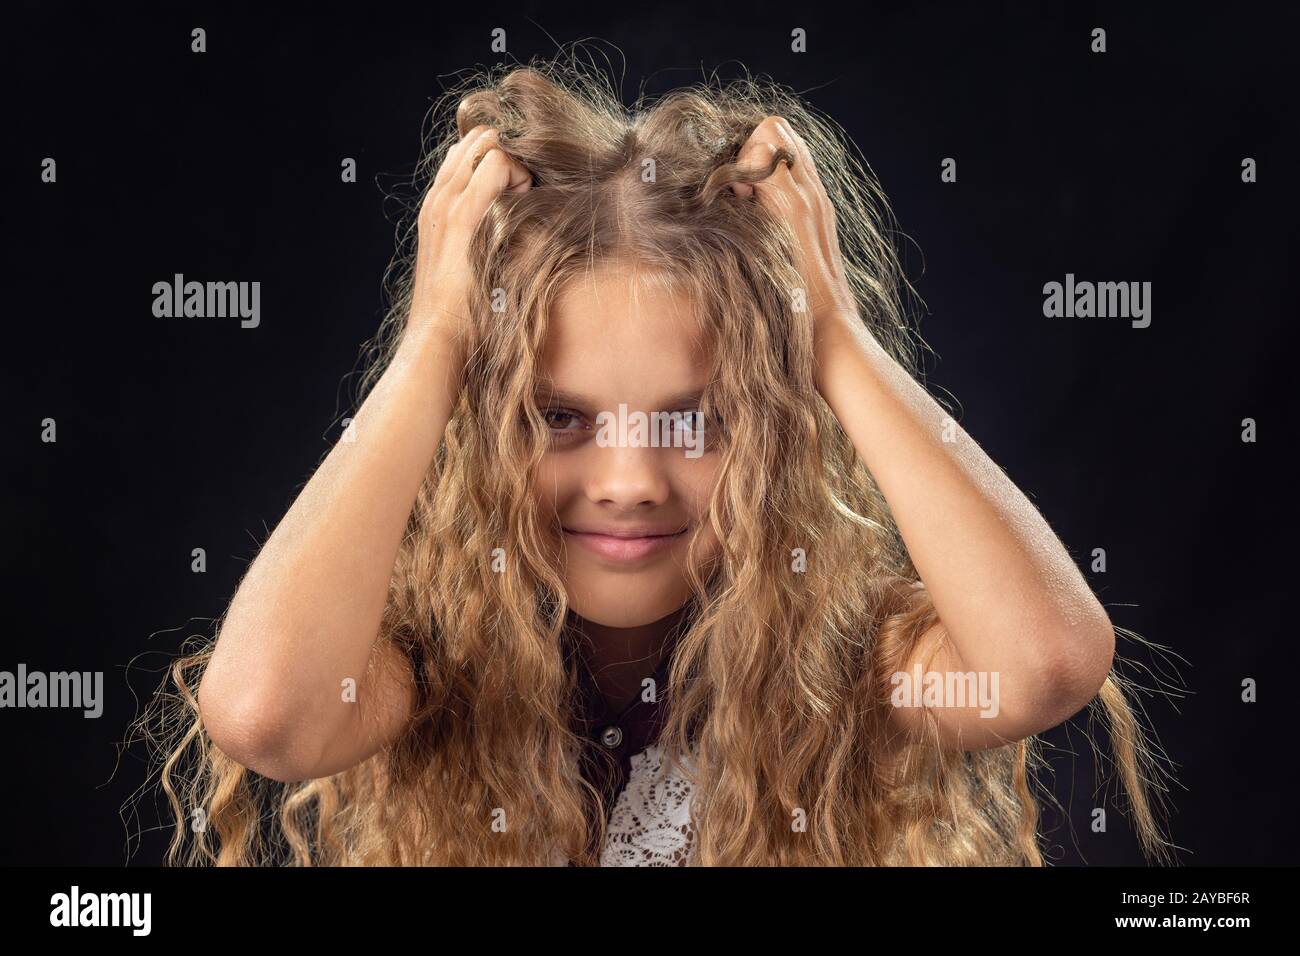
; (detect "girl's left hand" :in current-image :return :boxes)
[730,116,861,352]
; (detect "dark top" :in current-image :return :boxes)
[569,634,679,861]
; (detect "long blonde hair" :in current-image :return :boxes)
[131,48,1177,866]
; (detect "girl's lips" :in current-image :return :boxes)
[563,528,686,562]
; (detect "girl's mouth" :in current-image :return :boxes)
[561,526,688,563]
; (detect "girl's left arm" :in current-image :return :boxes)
[734,117,1115,751]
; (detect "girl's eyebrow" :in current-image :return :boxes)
[533,382,705,408]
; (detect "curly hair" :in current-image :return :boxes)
[130,46,1177,866]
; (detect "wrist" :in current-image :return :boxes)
[393,320,467,395]
[814,309,865,364]
[814,312,891,399]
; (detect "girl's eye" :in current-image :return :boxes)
[683,409,722,433]
[677,410,706,433]
[672,409,721,451]
[543,409,585,432]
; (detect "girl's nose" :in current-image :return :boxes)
[584,443,672,509]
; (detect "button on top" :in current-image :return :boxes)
[599,725,624,749]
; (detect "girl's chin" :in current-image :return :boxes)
[564,608,676,632]
[565,591,693,629]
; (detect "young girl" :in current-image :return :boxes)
[144,56,1174,866]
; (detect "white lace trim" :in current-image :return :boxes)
[598,742,697,866]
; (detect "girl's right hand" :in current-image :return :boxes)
[406,124,533,367]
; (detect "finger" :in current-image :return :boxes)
[774,118,811,168]
[424,126,496,218]
[730,119,799,196]
[734,129,810,236]
[743,140,799,198]
[751,169,801,223]
[432,124,493,191]
[475,145,530,195]
[772,119,827,201]
[447,126,501,195]
[502,154,534,193]
[729,136,763,196]
[763,117,816,192]
[466,145,532,199]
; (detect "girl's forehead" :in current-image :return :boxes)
[542,266,711,373]
[550,262,698,325]
[536,334,710,413]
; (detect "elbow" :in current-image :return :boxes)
[1040,611,1117,723]
[197,672,321,784]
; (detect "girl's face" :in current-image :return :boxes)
[530,262,722,628]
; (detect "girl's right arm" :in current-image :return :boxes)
[197,125,532,783]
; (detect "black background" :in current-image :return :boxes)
[5,1,1295,866]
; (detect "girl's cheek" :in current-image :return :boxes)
[531,456,566,507]
[679,460,719,511]
[673,465,723,554]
